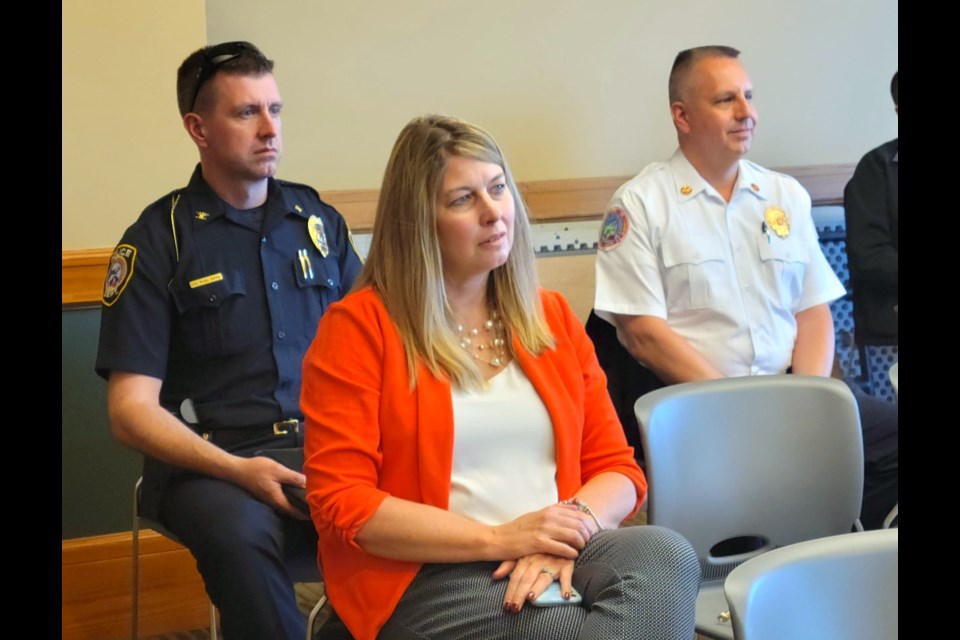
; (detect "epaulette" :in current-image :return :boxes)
[275,178,323,201]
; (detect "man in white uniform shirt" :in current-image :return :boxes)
[590,46,897,529]
[595,45,842,384]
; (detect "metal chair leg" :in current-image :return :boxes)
[132,478,142,640]
[306,592,328,640]
[883,503,898,529]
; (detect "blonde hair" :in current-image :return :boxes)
[358,115,554,389]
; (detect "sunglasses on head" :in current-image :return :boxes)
[188,41,267,112]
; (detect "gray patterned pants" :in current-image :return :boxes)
[377,526,699,640]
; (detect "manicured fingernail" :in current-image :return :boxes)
[503,602,511,613]
[563,591,571,600]
[527,591,535,601]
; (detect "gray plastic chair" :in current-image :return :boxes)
[724,528,898,640]
[635,375,864,639]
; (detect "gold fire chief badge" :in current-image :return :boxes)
[764,206,790,238]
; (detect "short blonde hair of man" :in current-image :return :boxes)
[358,114,554,389]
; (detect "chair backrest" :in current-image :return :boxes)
[635,375,864,581]
[724,529,898,640]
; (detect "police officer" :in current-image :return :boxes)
[96,42,362,639]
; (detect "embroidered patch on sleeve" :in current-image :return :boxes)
[102,244,137,307]
[347,228,365,264]
[599,207,629,251]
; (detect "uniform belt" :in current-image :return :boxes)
[198,418,303,449]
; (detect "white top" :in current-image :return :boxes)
[449,361,558,525]
[595,149,845,376]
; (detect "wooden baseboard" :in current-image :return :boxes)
[62,249,113,308]
[62,531,212,640]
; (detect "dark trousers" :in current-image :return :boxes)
[152,435,318,640]
[585,311,664,466]
[846,381,899,530]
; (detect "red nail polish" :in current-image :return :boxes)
[527,591,535,601]
[503,602,511,613]
[563,591,571,600]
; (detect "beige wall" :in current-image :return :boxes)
[536,254,597,324]
[208,0,898,189]
[62,1,206,249]
[62,0,897,249]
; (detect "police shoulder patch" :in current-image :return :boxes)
[599,207,629,251]
[102,244,137,306]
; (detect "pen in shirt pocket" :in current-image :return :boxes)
[297,249,309,279]
[299,248,315,279]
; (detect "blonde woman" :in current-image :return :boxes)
[302,115,698,640]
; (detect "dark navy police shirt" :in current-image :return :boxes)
[96,166,363,430]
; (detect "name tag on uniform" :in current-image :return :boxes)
[189,273,224,289]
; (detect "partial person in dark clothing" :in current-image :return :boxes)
[844,71,898,346]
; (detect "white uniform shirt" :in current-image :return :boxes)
[595,149,845,377]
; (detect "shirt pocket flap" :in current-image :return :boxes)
[294,256,340,291]
[169,271,247,313]
[662,234,726,268]
[758,237,809,264]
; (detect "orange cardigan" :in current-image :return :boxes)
[301,287,646,640]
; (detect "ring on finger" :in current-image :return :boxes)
[539,567,557,580]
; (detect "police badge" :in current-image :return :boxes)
[308,215,329,258]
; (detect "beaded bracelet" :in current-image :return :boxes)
[561,497,605,532]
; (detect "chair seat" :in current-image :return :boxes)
[695,583,733,639]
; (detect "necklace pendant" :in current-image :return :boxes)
[455,313,506,368]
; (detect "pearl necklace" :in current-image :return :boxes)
[457,313,506,367]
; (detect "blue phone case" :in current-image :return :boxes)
[530,582,583,607]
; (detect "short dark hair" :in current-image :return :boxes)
[176,41,274,116]
[668,45,741,102]
[890,70,898,107]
